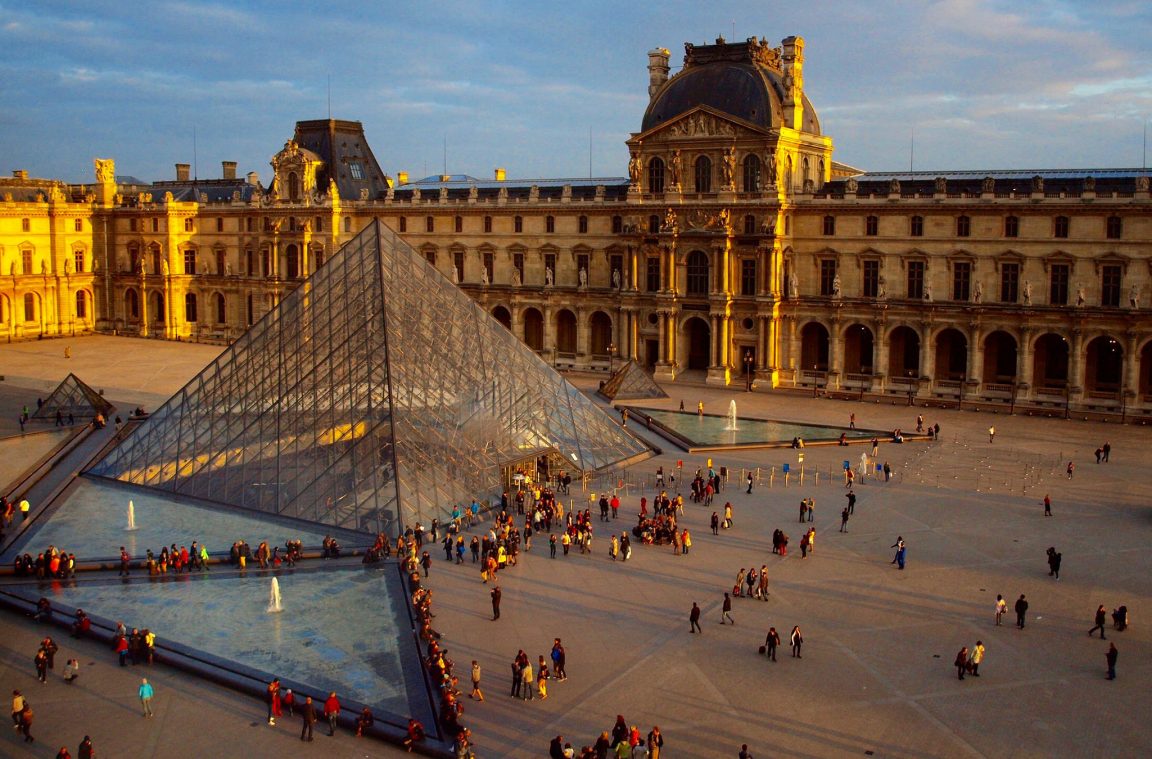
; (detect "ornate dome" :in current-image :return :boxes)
[641,37,821,136]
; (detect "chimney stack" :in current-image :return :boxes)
[781,36,805,130]
[221,161,237,180]
[12,170,28,180]
[247,172,260,186]
[647,48,670,100]
[494,168,506,181]
[175,163,191,182]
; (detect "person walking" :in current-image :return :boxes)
[954,646,969,680]
[138,678,154,717]
[647,726,664,759]
[721,592,734,625]
[746,471,754,494]
[757,565,769,600]
[511,655,523,698]
[551,638,567,681]
[895,541,906,570]
[970,641,984,677]
[267,677,282,725]
[849,412,856,430]
[1102,442,1111,462]
[995,594,1007,626]
[1047,547,1062,580]
[520,659,534,701]
[764,627,780,662]
[1014,594,1029,629]
[119,546,131,576]
[300,695,316,741]
[1066,461,1074,479]
[11,689,25,728]
[18,701,33,743]
[34,648,48,683]
[1089,605,1108,639]
[491,585,502,620]
[790,626,803,658]
[846,490,856,515]
[988,425,995,443]
[323,691,340,736]
[840,508,849,532]
[1106,642,1118,680]
[689,602,702,634]
[78,736,94,759]
[799,499,807,523]
[469,660,484,701]
[1043,494,1052,517]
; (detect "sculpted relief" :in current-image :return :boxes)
[94,158,115,184]
[666,111,737,138]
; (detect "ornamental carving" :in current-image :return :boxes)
[94,158,115,184]
[666,112,736,138]
[683,208,730,232]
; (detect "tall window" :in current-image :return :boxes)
[183,249,196,275]
[483,216,492,233]
[1049,264,1069,305]
[453,250,464,282]
[544,253,556,283]
[514,216,523,233]
[152,218,160,232]
[1101,265,1121,307]
[513,253,524,282]
[822,215,836,236]
[1000,263,1019,303]
[130,218,137,232]
[578,215,588,234]
[21,249,32,274]
[646,256,660,292]
[74,249,85,273]
[546,215,555,233]
[75,291,87,319]
[1004,215,1019,238]
[1106,215,1122,240]
[74,218,83,232]
[184,218,193,232]
[425,216,434,233]
[184,293,197,322]
[454,216,463,233]
[647,157,665,194]
[956,215,971,237]
[315,217,323,233]
[215,293,226,323]
[819,260,837,295]
[952,262,971,301]
[907,261,925,299]
[216,217,224,232]
[865,215,878,236]
[246,217,253,232]
[425,250,436,266]
[694,155,712,193]
[343,217,351,233]
[483,252,494,283]
[245,249,254,276]
[1054,215,1069,239]
[863,260,880,298]
[743,215,756,235]
[686,250,709,295]
[24,293,35,321]
[742,154,761,192]
[21,218,30,233]
[215,249,225,275]
[910,215,924,237]
[740,259,757,296]
[399,216,407,233]
[648,215,660,234]
[611,215,622,234]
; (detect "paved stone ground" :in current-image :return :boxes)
[0,336,1149,758]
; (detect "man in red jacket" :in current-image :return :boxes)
[323,692,340,737]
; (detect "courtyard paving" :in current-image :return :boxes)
[0,336,1148,758]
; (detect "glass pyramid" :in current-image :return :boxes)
[30,372,114,421]
[598,360,669,401]
[90,220,650,534]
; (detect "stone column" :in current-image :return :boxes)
[968,326,984,391]
[542,305,555,359]
[1068,329,1084,400]
[874,322,890,391]
[1124,333,1140,400]
[1018,330,1035,391]
[919,325,935,381]
[828,322,843,389]
[708,315,719,367]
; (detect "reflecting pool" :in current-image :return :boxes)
[631,408,877,449]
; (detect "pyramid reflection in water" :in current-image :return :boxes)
[91,220,649,534]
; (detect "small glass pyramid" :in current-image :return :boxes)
[30,372,114,421]
[90,220,650,533]
[598,360,669,400]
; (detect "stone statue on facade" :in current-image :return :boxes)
[972,280,982,303]
[512,268,521,287]
[934,176,947,194]
[1031,175,1044,193]
[876,276,886,300]
[1076,284,1085,306]
[663,207,678,233]
[450,265,459,284]
[612,268,621,289]
[845,177,858,194]
[481,266,489,285]
[668,150,682,190]
[767,150,776,187]
[1137,176,1150,192]
[982,176,995,193]
[831,273,842,298]
[529,185,540,202]
[1022,280,1032,305]
[787,270,799,299]
[578,267,588,288]
[923,284,932,302]
[722,147,736,190]
[545,266,554,287]
[94,158,115,184]
[1084,176,1096,192]
[628,152,642,186]
[1130,284,1140,309]
[888,179,901,195]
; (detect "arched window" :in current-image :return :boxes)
[742,154,761,192]
[75,291,87,319]
[287,172,300,201]
[215,293,226,323]
[647,157,665,194]
[23,293,35,321]
[686,250,709,295]
[185,293,198,323]
[694,156,712,193]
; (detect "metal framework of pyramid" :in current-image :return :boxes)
[89,220,650,534]
[598,360,669,401]
[30,372,114,421]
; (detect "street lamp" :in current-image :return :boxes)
[958,371,965,411]
[1009,379,1018,415]
[743,351,754,392]
[812,363,819,398]
[907,370,915,407]
[608,342,617,372]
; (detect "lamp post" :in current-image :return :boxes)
[608,342,617,373]
[744,350,754,392]
[958,371,965,411]
[1009,379,1018,415]
[1064,381,1071,420]
[812,363,819,398]
[907,370,915,407]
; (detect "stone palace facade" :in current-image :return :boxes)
[1,35,1150,414]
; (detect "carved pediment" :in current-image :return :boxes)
[635,105,770,143]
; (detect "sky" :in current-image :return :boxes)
[2,0,1150,184]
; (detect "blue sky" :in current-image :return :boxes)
[2,1,1150,184]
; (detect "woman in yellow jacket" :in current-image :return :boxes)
[681,529,692,555]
